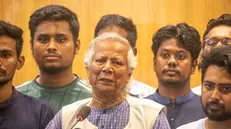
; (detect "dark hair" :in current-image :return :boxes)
[152,23,201,61]
[29,5,79,45]
[94,14,137,48]
[0,20,23,57]
[203,14,231,48]
[199,46,231,82]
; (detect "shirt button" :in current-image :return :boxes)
[171,118,174,121]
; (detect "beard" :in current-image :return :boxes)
[158,73,191,88]
[202,99,231,121]
[0,71,14,88]
[38,64,70,74]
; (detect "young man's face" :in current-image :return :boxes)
[32,20,79,73]
[154,39,196,87]
[0,36,24,87]
[204,25,231,51]
[201,65,231,121]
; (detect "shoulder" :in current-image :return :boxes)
[16,80,33,91]
[16,91,53,118]
[177,118,206,129]
[192,85,201,96]
[129,80,156,98]
[75,77,92,91]
[62,98,92,112]
[18,91,50,108]
[127,96,165,113]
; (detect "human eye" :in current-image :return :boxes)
[2,53,11,58]
[220,86,231,94]
[95,58,105,64]
[56,37,66,43]
[204,83,214,91]
[112,60,123,67]
[176,54,185,60]
[223,38,231,45]
[206,38,218,46]
[37,36,49,44]
[160,52,169,59]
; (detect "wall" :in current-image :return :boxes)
[0,0,231,88]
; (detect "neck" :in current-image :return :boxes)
[91,92,126,108]
[37,68,75,87]
[206,118,231,129]
[158,81,191,99]
[0,82,13,102]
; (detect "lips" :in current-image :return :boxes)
[163,69,180,75]
[44,54,61,60]
[99,78,113,83]
[206,103,224,111]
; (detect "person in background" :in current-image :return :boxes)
[178,46,231,129]
[146,23,206,129]
[46,33,170,129]
[0,20,53,129]
[17,5,92,113]
[192,13,231,95]
[94,14,156,98]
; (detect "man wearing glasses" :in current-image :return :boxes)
[192,13,231,95]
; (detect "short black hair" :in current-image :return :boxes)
[29,5,79,45]
[152,23,201,61]
[199,46,231,83]
[203,14,231,48]
[0,20,23,57]
[94,14,137,48]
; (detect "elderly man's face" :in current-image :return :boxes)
[88,40,131,95]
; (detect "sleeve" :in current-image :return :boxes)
[40,103,54,129]
[153,111,171,129]
[45,110,62,129]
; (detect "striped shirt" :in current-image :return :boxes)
[16,75,92,113]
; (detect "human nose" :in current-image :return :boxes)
[167,55,177,67]
[210,88,221,101]
[102,61,113,74]
[47,39,57,52]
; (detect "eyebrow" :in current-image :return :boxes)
[160,49,187,53]
[203,80,231,87]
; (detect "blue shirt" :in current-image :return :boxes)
[146,90,206,129]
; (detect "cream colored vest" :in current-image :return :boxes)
[62,96,166,129]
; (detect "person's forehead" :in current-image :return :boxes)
[206,25,231,38]
[35,20,71,34]
[97,26,128,39]
[158,39,189,53]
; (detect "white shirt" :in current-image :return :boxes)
[192,85,201,96]
[177,118,206,129]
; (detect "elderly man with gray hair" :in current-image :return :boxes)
[46,33,170,129]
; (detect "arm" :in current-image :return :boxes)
[45,110,62,129]
[153,111,171,129]
[40,103,54,129]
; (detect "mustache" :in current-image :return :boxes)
[0,68,6,75]
[162,68,180,74]
[43,52,61,58]
[206,100,224,109]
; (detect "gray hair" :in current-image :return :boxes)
[84,33,137,73]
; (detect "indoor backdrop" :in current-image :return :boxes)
[0,0,231,88]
